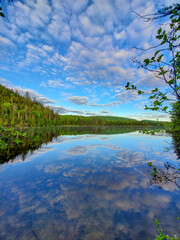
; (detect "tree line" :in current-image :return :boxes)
[0,84,164,127]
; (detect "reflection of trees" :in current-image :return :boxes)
[148,162,180,189]
[0,126,140,164]
[171,133,180,160]
[148,132,180,189]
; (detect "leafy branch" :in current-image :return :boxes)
[155,219,179,240]
[126,4,180,121]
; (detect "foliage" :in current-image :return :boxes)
[125,3,180,131]
[139,128,165,135]
[0,125,26,151]
[170,102,180,131]
[155,219,179,240]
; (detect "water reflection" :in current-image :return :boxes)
[0,130,180,240]
[149,162,180,189]
[0,126,145,163]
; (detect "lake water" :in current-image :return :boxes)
[0,127,180,240]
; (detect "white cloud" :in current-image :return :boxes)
[89,101,121,107]
[99,110,113,115]
[0,78,9,85]
[48,80,71,89]
[117,90,143,102]
[65,0,89,14]
[114,29,126,40]
[42,45,54,52]
[66,95,121,107]
[67,96,89,105]
[79,15,105,37]
[0,35,15,47]
[49,105,84,114]
[137,71,167,89]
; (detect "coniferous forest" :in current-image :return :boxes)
[0,84,166,127]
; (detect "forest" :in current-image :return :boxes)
[0,84,165,127]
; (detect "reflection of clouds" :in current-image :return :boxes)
[98,136,114,140]
[0,163,179,240]
[66,146,88,155]
[0,133,179,240]
[116,150,155,168]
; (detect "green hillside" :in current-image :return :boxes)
[0,84,61,126]
[92,116,137,122]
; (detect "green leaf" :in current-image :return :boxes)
[168,79,174,84]
[144,58,150,66]
[138,90,143,95]
[125,82,130,88]
[162,106,168,112]
[147,162,152,167]
[154,50,160,57]
[157,28,162,34]
[157,55,163,62]
[156,35,163,39]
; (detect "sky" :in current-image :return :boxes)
[0,0,176,121]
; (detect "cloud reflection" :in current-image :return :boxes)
[0,133,179,240]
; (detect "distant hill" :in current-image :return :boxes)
[92,116,137,122]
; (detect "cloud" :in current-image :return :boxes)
[99,110,113,115]
[37,97,56,104]
[47,80,71,89]
[49,105,114,116]
[13,0,51,30]
[0,35,15,47]
[79,14,105,37]
[136,70,167,89]
[117,90,143,103]
[49,105,84,115]
[0,0,161,90]
[0,0,172,122]
[67,96,121,107]
[42,45,54,52]
[13,87,56,104]
[89,101,121,107]
[0,79,56,104]
[47,1,71,42]
[0,78,9,85]
[67,96,89,105]
[16,43,68,75]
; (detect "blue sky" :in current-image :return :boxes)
[0,0,176,121]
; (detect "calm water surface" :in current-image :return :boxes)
[0,127,179,240]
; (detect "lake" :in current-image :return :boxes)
[0,127,180,240]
